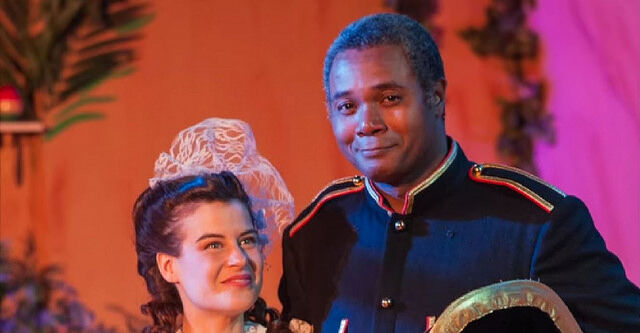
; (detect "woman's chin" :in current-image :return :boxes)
[215,289,260,314]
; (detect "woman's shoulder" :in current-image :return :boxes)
[244,321,267,333]
[245,318,314,333]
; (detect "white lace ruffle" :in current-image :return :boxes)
[150,118,295,244]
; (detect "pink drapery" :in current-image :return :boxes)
[532,0,639,285]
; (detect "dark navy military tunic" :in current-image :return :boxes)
[279,140,640,333]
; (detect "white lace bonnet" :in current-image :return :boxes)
[149,118,295,242]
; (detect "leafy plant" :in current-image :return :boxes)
[386,0,442,41]
[459,0,553,173]
[0,0,153,140]
[0,236,116,332]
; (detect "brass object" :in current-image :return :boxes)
[380,297,393,309]
[471,163,483,176]
[430,280,582,333]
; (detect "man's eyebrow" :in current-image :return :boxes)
[372,81,405,91]
[331,81,406,102]
[331,90,350,102]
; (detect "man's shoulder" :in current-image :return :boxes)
[467,163,566,214]
[285,175,366,238]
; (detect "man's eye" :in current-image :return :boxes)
[336,102,355,114]
[205,242,223,250]
[382,95,402,104]
[240,236,258,248]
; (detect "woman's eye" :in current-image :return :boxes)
[205,241,223,250]
[239,236,258,248]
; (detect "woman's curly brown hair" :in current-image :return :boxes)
[133,171,291,332]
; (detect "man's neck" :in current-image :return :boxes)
[374,182,407,212]
[374,142,449,213]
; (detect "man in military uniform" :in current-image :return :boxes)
[279,13,640,332]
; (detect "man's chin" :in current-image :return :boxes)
[360,166,397,184]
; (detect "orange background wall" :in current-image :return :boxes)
[1,0,505,328]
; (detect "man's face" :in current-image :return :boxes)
[328,45,446,186]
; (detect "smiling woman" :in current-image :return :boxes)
[133,172,282,332]
[131,118,304,333]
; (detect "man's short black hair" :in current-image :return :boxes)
[323,13,445,102]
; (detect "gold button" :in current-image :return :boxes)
[471,164,483,176]
[394,220,406,231]
[380,297,393,309]
[353,175,364,186]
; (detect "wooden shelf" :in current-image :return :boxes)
[0,121,46,134]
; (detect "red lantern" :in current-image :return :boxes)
[0,85,24,118]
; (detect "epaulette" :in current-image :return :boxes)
[289,176,365,237]
[468,163,566,213]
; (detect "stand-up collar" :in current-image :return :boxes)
[364,139,470,215]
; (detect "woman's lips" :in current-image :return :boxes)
[222,274,253,287]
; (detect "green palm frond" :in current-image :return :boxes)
[45,112,105,141]
[0,0,152,139]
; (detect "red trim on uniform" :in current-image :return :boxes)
[365,178,394,213]
[425,316,436,331]
[468,168,552,213]
[289,186,365,237]
[338,318,349,333]
[401,140,457,213]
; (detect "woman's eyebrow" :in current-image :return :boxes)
[239,229,259,237]
[195,229,258,243]
[195,233,224,243]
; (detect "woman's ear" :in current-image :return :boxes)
[156,252,179,283]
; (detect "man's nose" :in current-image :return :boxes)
[356,104,387,136]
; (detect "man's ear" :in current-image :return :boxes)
[156,252,179,283]
[432,78,447,118]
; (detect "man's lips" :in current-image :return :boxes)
[222,274,253,286]
[357,144,396,157]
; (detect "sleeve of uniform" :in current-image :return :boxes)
[278,224,307,322]
[530,195,640,332]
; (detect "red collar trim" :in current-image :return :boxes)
[364,141,458,214]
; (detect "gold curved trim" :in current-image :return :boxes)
[482,163,566,197]
[430,280,582,333]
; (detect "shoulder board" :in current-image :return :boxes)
[289,176,365,237]
[468,163,566,213]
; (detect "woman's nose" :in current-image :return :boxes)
[226,244,249,267]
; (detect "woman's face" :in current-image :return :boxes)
[171,200,263,317]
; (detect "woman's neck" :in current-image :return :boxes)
[181,309,245,333]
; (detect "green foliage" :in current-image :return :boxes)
[386,0,442,41]
[0,236,116,332]
[459,0,554,173]
[0,0,152,139]
[45,112,105,141]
